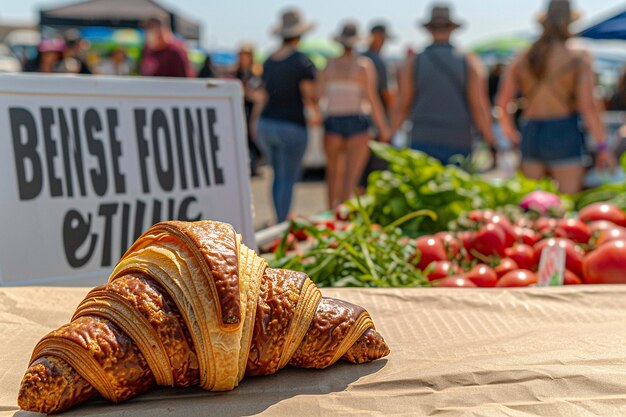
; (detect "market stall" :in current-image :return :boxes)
[2,285,626,416]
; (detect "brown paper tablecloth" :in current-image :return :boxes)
[1,286,626,416]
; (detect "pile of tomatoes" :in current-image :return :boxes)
[414,202,626,287]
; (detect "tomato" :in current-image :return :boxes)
[457,231,475,260]
[425,261,463,281]
[555,218,591,244]
[588,220,622,233]
[289,225,308,241]
[494,257,519,277]
[414,236,447,269]
[595,227,626,247]
[534,217,558,233]
[496,269,537,287]
[334,204,351,221]
[582,240,626,284]
[433,276,477,287]
[489,214,517,247]
[564,270,582,285]
[468,209,495,223]
[435,231,461,259]
[269,233,297,253]
[514,226,542,246]
[516,217,534,228]
[534,238,585,278]
[465,264,498,287]
[579,202,626,227]
[505,244,536,270]
[471,223,507,257]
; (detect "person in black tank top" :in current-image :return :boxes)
[390,5,494,165]
[251,9,320,223]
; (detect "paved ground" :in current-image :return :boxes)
[250,166,326,230]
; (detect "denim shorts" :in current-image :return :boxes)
[324,115,371,138]
[520,114,586,167]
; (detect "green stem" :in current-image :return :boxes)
[387,209,437,229]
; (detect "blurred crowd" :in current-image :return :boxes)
[3,0,626,224]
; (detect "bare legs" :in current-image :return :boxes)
[522,161,584,194]
[324,132,371,209]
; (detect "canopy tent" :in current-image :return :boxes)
[39,0,201,41]
[579,8,626,40]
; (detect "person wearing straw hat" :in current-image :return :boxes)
[251,9,320,222]
[391,4,494,164]
[497,0,615,193]
[318,21,390,209]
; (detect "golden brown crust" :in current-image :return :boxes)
[77,274,199,387]
[342,328,390,364]
[31,316,155,402]
[246,268,307,376]
[166,221,242,325]
[18,220,389,414]
[18,356,97,414]
[289,298,368,369]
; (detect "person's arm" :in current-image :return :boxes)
[299,56,321,126]
[466,54,495,144]
[360,58,390,142]
[495,57,521,145]
[249,87,266,140]
[390,55,416,133]
[300,79,321,126]
[577,51,615,169]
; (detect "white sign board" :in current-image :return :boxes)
[0,74,254,286]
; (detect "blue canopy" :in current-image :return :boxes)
[579,9,626,40]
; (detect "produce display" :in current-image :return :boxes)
[269,145,626,288]
[18,220,389,414]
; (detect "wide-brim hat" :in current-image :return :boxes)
[537,0,581,24]
[272,9,315,38]
[333,22,363,47]
[421,4,462,29]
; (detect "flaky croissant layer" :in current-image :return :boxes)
[18,221,389,414]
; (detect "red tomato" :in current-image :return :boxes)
[425,261,463,281]
[334,204,351,221]
[505,244,536,270]
[465,264,498,287]
[269,233,297,253]
[472,223,507,257]
[289,225,308,241]
[555,218,591,244]
[414,236,447,269]
[564,270,582,285]
[457,231,475,260]
[583,240,626,284]
[516,217,534,228]
[534,238,585,278]
[595,227,626,247]
[514,226,542,246]
[433,276,477,287]
[468,209,495,223]
[435,231,461,259]
[494,257,519,277]
[489,214,517,247]
[534,217,558,232]
[588,220,622,233]
[579,202,626,227]
[496,269,538,287]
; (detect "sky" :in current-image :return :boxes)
[0,0,623,55]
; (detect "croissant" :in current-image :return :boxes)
[18,220,389,413]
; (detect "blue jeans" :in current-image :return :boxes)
[257,118,308,222]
